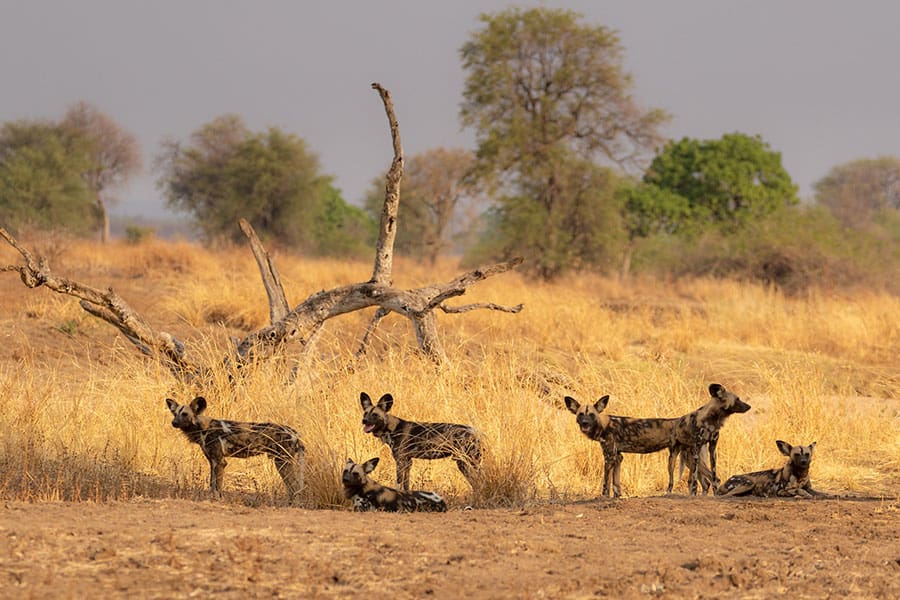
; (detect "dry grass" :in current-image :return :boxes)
[0,237,897,507]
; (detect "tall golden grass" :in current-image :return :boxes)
[0,237,897,506]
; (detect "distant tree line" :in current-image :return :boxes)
[2,6,898,292]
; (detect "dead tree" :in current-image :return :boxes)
[1,83,522,380]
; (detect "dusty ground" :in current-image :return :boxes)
[2,496,897,599]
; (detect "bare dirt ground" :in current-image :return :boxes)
[2,496,898,599]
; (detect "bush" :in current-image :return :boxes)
[633,205,900,295]
[124,224,155,245]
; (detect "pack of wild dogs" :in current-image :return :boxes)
[165,383,823,512]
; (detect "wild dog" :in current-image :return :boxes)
[564,394,711,497]
[165,396,304,502]
[359,392,482,491]
[717,440,820,497]
[342,457,448,512]
[673,383,751,495]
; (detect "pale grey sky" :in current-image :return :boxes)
[2,1,899,219]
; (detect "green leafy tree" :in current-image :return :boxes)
[364,147,481,263]
[813,156,900,227]
[156,115,371,254]
[460,7,668,278]
[0,119,96,234]
[61,102,142,243]
[643,133,798,230]
[314,185,376,257]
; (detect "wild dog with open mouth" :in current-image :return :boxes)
[359,392,482,491]
[717,440,821,497]
[564,394,710,497]
[673,383,751,495]
[165,396,304,502]
[342,457,448,512]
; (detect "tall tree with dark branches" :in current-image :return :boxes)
[460,7,668,278]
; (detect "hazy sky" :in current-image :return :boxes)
[2,1,899,219]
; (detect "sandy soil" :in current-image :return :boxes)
[2,496,897,599]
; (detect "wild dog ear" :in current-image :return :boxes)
[377,394,394,412]
[165,398,179,414]
[809,442,817,454]
[362,457,380,473]
[776,440,793,456]
[563,396,581,414]
[594,395,610,412]
[360,392,373,410]
[708,383,725,398]
[190,396,207,415]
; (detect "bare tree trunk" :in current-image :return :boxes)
[411,312,445,363]
[97,194,110,244]
[370,83,403,285]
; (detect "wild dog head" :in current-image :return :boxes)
[564,395,611,440]
[360,392,394,437]
[777,439,816,470]
[165,396,208,431]
[342,456,379,492]
[707,383,751,415]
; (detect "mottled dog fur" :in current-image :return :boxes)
[717,440,820,497]
[564,394,709,497]
[673,383,751,495]
[165,396,304,502]
[342,457,447,512]
[360,392,481,490]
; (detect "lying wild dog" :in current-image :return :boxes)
[360,392,482,490]
[165,396,304,502]
[342,457,448,512]
[564,394,711,497]
[673,383,751,495]
[717,440,821,497]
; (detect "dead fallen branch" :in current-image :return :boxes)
[1,83,523,379]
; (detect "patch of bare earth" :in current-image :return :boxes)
[1,497,897,599]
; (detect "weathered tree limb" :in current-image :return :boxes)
[355,307,390,359]
[239,218,290,323]
[1,226,202,379]
[439,302,525,314]
[414,258,525,313]
[232,256,523,364]
[370,82,403,285]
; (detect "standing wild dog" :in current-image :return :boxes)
[165,396,304,502]
[564,394,711,497]
[359,392,482,491]
[342,457,448,512]
[717,440,821,497]
[673,383,751,495]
